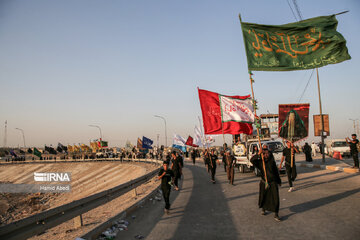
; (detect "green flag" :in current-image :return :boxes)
[33,148,42,158]
[240,15,351,71]
[101,140,108,148]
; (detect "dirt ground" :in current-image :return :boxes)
[0,161,160,239]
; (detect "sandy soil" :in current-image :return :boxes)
[0,161,160,239]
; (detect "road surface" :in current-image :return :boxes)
[116,158,360,240]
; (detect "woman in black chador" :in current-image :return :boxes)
[279,110,307,142]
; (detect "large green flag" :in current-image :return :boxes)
[33,148,42,158]
[240,15,351,71]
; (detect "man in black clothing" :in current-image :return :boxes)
[171,151,182,191]
[190,149,196,165]
[209,149,218,184]
[250,145,282,221]
[204,149,210,173]
[176,151,184,168]
[346,134,359,168]
[279,141,299,192]
[221,143,228,173]
[158,161,174,214]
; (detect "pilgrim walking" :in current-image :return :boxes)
[279,141,299,192]
[158,161,174,214]
[250,145,282,221]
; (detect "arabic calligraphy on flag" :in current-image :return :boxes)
[220,96,255,123]
[240,15,351,71]
[142,136,153,149]
[198,88,254,135]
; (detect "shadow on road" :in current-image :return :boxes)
[295,172,358,191]
[281,187,360,220]
[169,163,240,239]
[296,169,341,182]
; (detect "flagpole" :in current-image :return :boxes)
[221,121,226,145]
[198,116,205,148]
[249,72,268,186]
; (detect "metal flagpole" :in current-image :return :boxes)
[249,72,268,186]
[198,116,205,147]
[221,121,226,145]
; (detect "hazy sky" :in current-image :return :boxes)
[1,0,359,148]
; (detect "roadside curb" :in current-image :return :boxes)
[296,163,359,174]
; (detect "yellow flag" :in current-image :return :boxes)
[67,145,74,153]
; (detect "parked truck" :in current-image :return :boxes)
[325,139,350,158]
[233,138,286,175]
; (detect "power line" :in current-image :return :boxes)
[298,69,314,102]
[286,0,298,21]
[286,0,311,102]
[293,0,303,20]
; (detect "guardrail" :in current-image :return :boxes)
[0,159,162,240]
[80,185,161,240]
[0,157,162,165]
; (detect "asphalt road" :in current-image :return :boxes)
[116,159,360,240]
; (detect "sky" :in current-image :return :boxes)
[0,0,359,148]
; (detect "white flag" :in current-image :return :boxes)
[173,134,186,146]
[219,96,254,123]
[194,126,203,147]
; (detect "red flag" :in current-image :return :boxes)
[198,88,253,135]
[185,136,198,147]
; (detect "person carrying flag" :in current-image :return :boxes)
[203,149,210,173]
[224,149,235,185]
[250,145,282,222]
[279,141,299,192]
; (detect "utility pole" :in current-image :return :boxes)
[316,69,325,163]
[3,120,7,148]
[157,134,160,148]
[349,119,359,136]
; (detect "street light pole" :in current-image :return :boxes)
[15,128,26,148]
[89,125,103,140]
[157,134,160,148]
[154,115,167,147]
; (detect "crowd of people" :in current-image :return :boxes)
[157,133,359,221]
